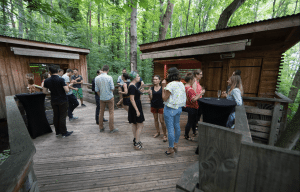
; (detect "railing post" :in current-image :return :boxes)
[269,102,281,145]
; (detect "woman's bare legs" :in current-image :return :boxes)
[153,113,160,137]
[159,113,168,141]
[132,124,137,142]
[123,105,129,112]
[136,123,144,143]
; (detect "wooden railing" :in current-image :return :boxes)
[243,92,292,145]
[194,121,300,192]
[0,96,40,192]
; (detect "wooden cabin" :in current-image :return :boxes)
[0,35,90,119]
[140,14,300,98]
[139,14,300,145]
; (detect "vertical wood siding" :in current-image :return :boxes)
[0,45,88,119]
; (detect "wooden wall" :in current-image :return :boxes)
[153,54,281,100]
[0,44,88,119]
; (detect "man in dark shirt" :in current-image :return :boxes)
[92,70,108,124]
[43,67,73,138]
[71,68,85,107]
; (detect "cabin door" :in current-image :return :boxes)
[204,61,224,98]
[228,59,262,97]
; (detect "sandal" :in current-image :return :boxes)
[165,147,175,156]
[163,135,168,142]
[134,141,143,150]
[184,135,193,141]
[153,133,160,138]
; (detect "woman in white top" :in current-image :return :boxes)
[162,67,186,156]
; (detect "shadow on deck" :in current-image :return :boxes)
[33,101,198,192]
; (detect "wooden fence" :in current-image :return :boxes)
[243,92,292,145]
[0,96,40,192]
[197,120,300,192]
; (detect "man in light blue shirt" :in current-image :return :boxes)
[95,65,118,133]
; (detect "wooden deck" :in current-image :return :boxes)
[33,102,198,191]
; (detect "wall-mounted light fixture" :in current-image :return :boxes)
[220,52,235,59]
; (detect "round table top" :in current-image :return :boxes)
[198,97,236,107]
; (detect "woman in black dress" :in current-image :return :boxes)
[128,71,145,150]
[118,73,130,112]
[147,75,167,142]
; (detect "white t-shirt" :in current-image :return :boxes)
[164,81,186,109]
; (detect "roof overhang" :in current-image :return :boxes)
[139,14,300,59]
[140,39,250,60]
[0,36,90,54]
[11,47,80,60]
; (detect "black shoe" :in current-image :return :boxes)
[81,104,86,107]
[103,118,108,122]
[96,122,99,125]
[62,131,73,138]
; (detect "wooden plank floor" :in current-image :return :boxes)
[33,101,198,192]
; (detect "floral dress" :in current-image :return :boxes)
[226,88,243,128]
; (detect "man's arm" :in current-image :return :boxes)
[63,85,69,93]
[43,87,49,94]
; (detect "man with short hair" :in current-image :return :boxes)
[95,65,118,133]
[43,67,73,138]
[62,69,80,121]
[116,68,130,107]
[58,69,64,77]
[92,70,108,124]
[71,68,86,107]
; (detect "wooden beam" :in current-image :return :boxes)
[0,36,90,54]
[140,39,249,60]
[140,15,300,51]
[269,102,281,145]
[275,92,293,103]
[11,47,80,60]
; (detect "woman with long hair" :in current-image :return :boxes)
[184,73,203,140]
[162,67,186,156]
[41,72,51,87]
[192,69,205,133]
[118,73,130,112]
[147,75,167,142]
[222,75,243,128]
[128,71,145,150]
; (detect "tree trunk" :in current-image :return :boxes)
[10,0,15,29]
[152,0,157,42]
[170,16,172,38]
[2,0,7,32]
[49,0,53,29]
[159,0,164,23]
[216,0,246,30]
[185,0,191,35]
[98,4,101,46]
[294,0,299,14]
[287,66,300,116]
[158,0,174,41]
[102,6,105,45]
[130,0,137,72]
[89,1,92,43]
[142,10,147,44]
[272,0,277,18]
[179,15,183,36]
[253,0,259,21]
[202,4,212,32]
[275,103,300,149]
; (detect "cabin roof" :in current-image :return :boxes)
[0,35,90,54]
[139,13,300,56]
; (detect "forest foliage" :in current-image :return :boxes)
[0,0,299,118]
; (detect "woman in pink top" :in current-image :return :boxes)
[192,69,205,133]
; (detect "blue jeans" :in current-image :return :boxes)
[164,106,182,148]
[95,94,100,123]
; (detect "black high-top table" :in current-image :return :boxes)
[198,98,236,127]
[15,92,52,139]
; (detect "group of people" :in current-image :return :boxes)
[42,64,243,156]
[42,67,88,137]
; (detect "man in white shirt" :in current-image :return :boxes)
[95,65,118,133]
[62,69,79,121]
